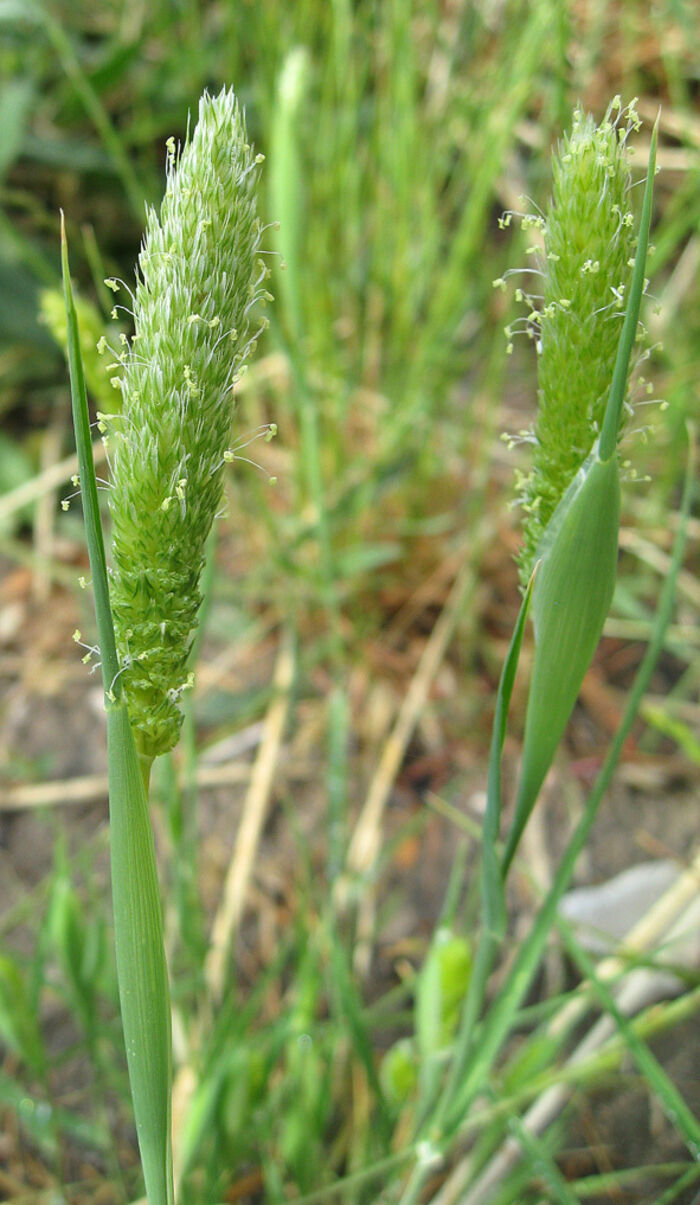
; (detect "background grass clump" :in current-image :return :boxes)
[0,3,699,1205]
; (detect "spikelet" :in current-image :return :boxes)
[108,89,270,758]
[514,99,639,580]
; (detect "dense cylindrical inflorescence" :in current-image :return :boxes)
[513,101,638,579]
[499,102,657,871]
[107,89,270,758]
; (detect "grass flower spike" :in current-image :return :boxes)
[62,88,270,1205]
[108,88,270,759]
[502,105,657,871]
[515,100,639,580]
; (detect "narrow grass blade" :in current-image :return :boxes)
[327,683,349,882]
[61,218,173,1205]
[60,213,119,697]
[328,934,391,1133]
[270,46,309,346]
[429,570,537,1132]
[46,16,148,218]
[484,565,537,937]
[655,1162,700,1205]
[505,1110,579,1205]
[599,116,659,461]
[574,1163,699,1199]
[0,952,46,1073]
[557,914,700,1159]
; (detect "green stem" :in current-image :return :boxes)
[422,570,536,1134]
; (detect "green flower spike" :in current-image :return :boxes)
[502,105,657,873]
[108,88,270,759]
[516,100,640,581]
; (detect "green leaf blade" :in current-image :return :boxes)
[504,451,620,872]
